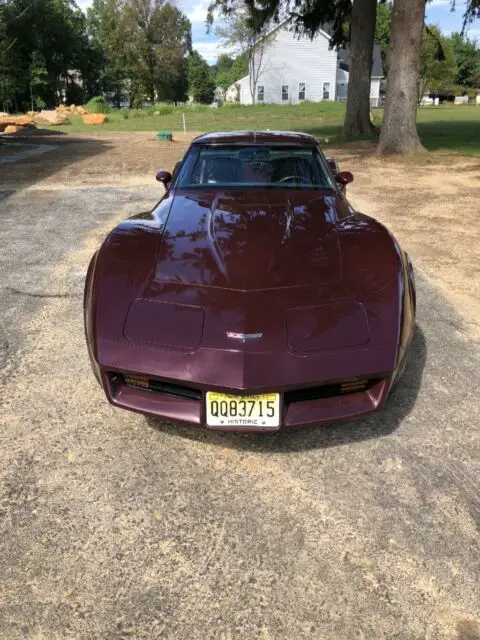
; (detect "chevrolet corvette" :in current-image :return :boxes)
[84,131,416,432]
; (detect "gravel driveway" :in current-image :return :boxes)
[0,142,479,640]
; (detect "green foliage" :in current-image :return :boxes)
[29,50,49,110]
[451,32,480,88]
[0,0,95,111]
[187,50,215,104]
[375,2,392,75]
[420,26,458,97]
[153,103,175,115]
[211,53,234,88]
[86,0,191,107]
[124,0,191,105]
[373,5,480,95]
[86,95,108,113]
[186,103,211,112]
[86,0,129,104]
[230,53,248,81]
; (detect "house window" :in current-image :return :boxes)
[323,82,331,100]
[257,85,264,102]
[298,82,306,101]
[282,85,289,101]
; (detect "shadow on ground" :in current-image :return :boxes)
[146,324,427,453]
[0,135,113,191]
[418,119,480,155]
[303,113,480,157]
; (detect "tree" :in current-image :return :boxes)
[375,1,392,75]
[0,0,95,110]
[377,0,427,154]
[419,25,457,99]
[211,4,272,105]
[451,31,480,88]
[463,0,480,24]
[122,0,191,104]
[213,53,234,75]
[87,0,129,105]
[29,50,49,109]
[187,49,215,103]
[378,0,479,154]
[230,52,247,81]
[342,0,377,138]
[212,53,235,88]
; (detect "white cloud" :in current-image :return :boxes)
[195,40,234,63]
[186,0,210,23]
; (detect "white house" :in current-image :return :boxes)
[237,21,383,107]
[214,86,226,103]
[225,82,240,103]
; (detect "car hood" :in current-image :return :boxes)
[91,189,403,383]
[154,189,344,290]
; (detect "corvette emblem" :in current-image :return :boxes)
[226,332,263,343]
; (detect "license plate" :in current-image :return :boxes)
[206,392,280,428]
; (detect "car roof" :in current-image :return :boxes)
[192,131,318,146]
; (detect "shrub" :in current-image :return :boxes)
[187,103,210,112]
[154,103,175,115]
[85,96,108,113]
[121,109,129,119]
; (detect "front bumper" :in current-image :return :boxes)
[101,370,392,432]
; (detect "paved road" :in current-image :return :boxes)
[0,184,479,640]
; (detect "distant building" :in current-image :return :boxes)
[237,21,384,107]
[214,86,226,103]
[225,82,240,103]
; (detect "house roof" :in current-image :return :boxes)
[226,76,247,92]
[254,20,384,78]
[338,45,384,78]
[262,17,331,44]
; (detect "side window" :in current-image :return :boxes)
[257,85,264,102]
[282,85,289,101]
[323,82,330,100]
[298,82,306,101]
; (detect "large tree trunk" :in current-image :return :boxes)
[377,0,427,154]
[342,0,377,138]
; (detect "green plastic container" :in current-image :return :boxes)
[157,130,172,141]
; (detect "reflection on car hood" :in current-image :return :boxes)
[155,189,344,290]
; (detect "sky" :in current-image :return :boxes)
[76,0,479,64]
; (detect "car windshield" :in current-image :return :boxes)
[176,144,335,190]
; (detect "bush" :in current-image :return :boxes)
[85,96,108,113]
[187,103,210,112]
[153,103,175,115]
[121,109,129,119]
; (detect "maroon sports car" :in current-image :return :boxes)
[84,131,416,432]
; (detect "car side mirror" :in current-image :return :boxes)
[156,170,172,188]
[335,171,354,186]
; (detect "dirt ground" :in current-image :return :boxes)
[1,132,479,640]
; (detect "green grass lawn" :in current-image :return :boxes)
[65,102,480,155]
